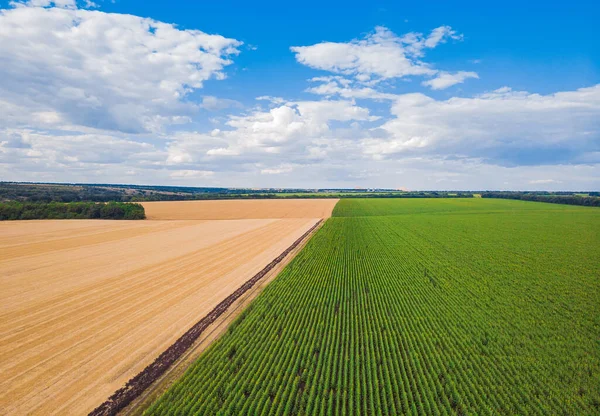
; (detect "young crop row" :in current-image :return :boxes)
[146,199,600,415]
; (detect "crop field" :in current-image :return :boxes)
[331,197,581,217]
[142,199,339,220]
[147,198,600,415]
[0,199,333,415]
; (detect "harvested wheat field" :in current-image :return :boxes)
[0,201,328,415]
[142,198,339,220]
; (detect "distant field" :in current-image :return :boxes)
[0,199,332,415]
[142,199,339,220]
[332,197,584,216]
[147,198,600,415]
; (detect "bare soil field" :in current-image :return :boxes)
[120,220,325,416]
[142,198,339,220]
[0,214,321,415]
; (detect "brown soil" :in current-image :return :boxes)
[0,217,320,415]
[120,219,324,416]
[91,220,323,416]
[142,199,339,220]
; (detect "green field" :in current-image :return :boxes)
[146,199,600,415]
[331,197,584,216]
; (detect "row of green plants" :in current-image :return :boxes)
[146,199,599,415]
[0,201,146,220]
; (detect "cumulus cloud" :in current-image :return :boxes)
[3,83,598,189]
[10,0,77,8]
[306,76,399,100]
[164,100,377,168]
[291,26,469,84]
[169,170,214,179]
[260,164,295,175]
[200,96,243,111]
[367,85,600,166]
[160,83,599,188]
[421,71,479,90]
[0,6,597,190]
[529,179,561,184]
[0,3,241,133]
[0,129,161,170]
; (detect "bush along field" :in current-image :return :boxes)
[146,198,600,415]
[0,201,146,220]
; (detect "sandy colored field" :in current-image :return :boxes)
[142,198,339,220]
[0,217,319,415]
[122,220,326,416]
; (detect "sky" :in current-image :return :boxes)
[0,0,598,190]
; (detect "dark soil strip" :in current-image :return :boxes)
[89,219,323,416]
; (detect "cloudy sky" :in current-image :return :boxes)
[0,0,598,190]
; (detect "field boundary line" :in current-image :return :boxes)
[120,218,326,416]
[89,219,324,416]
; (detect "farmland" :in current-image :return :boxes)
[0,199,335,415]
[141,199,339,220]
[147,198,600,415]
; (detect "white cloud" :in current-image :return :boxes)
[4,83,598,189]
[256,96,286,104]
[260,164,295,175]
[529,179,562,184]
[0,7,597,191]
[158,99,378,181]
[212,100,376,153]
[294,26,477,99]
[200,96,243,111]
[366,85,600,166]
[291,26,463,82]
[422,71,479,90]
[10,0,77,8]
[306,77,398,100]
[169,170,214,179]
[0,129,160,168]
[158,84,600,189]
[0,4,241,133]
[423,26,462,48]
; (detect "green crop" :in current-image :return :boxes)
[146,198,600,415]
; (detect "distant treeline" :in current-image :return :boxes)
[1,183,134,202]
[2,183,598,206]
[0,183,316,202]
[0,183,474,202]
[482,192,600,207]
[0,201,146,220]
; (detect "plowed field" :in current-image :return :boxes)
[0,199,332,415]
[142,199,338,220]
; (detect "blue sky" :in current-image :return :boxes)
[0,0,598,189]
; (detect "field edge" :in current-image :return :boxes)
[88,219,324,416]
[120,218,328,416]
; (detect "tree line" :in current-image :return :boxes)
[481,192,600,207]
[0,201,146,220]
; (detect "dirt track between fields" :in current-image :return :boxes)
[91,219,323,416]
[120,219,325,416]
